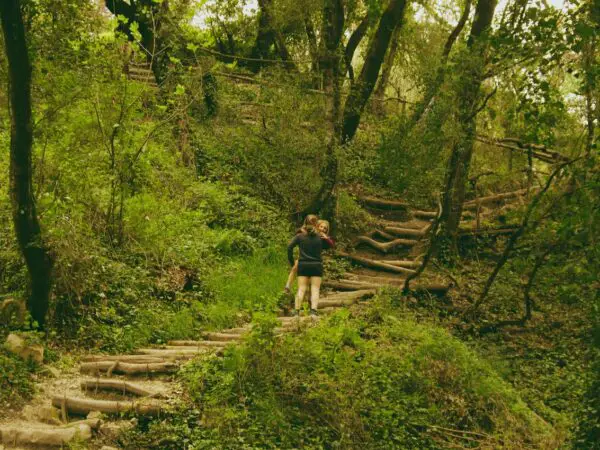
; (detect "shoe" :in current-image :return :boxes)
[309,309,318,317]
[284,286,291,294]
[291,309,299,317]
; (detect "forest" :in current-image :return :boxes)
[0,0,598,448]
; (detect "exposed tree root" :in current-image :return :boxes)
[355,236,418,253]
[81,379,161,398]
[51,396,163,416]
[338,252,416,274]
[80,360,179,375]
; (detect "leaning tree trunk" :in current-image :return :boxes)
[341,0,408,144]
[438,0,498,260]
[410,0,472,125]
[373,24,402,114]
[344,14,370,82]
[1,0,54,328]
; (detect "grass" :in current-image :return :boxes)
[204,245,289,315]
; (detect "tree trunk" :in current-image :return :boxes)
[410,0,472,125]
[304,15,320,86]
[438,0,498,259]
[1,0,54,328]
[373,24,402,113]
[301,0,344,221]
[319,0,345,95]
[344,14,370,82]
[250,0,296,72]
[341,0,408,144]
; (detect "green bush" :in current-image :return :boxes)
[0,349,36,412]
[144,293,557,449]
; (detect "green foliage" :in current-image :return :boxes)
[157,294,556,449]
[334,192,373,241]
[0,349,36,413]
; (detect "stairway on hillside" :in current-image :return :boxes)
[125,62,157,87]
[0,189,527,448]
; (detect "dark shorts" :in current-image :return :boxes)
[297,261,323,277]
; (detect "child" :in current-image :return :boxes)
[284,214,318,294]
[287,219,335,316]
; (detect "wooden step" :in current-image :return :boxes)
[52,395,163,416]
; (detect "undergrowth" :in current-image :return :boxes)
[121,291,558,449]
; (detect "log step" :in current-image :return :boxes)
[413,210,437,219]
[383,226,428,238]
[323,279,450,295]
[135,348,215,358]
[355,236,418,253]
[52,395,163,416]
[80,379,166,398]
[203,332,245,341]
[0,423,93,446]
[80,360,179,375]
[358,196,408,210]
[317,289,376,309]
[338,252,416,275]
[374,260,420,268]
[167,340,229,347]
[81,354,169,363]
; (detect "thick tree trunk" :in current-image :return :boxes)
[319,0,345,95]
[341,0,408,144]
[1,0,54,328]
[438,0,498,258]
[344,14,370,81]
[301,0,344,221]
[373,24,402,113]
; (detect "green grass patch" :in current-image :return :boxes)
[0,349,36,415]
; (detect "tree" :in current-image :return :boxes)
[0,0,54,328]
[104,0,171,82]
[438,0,498,259]
[249,0,297,72]
[341,0,408,144]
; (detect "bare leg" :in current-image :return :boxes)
[310,277,322,311]
[285,261,298,291]
[296,276,309,311]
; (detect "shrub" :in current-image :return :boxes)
[166,293,556,449]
